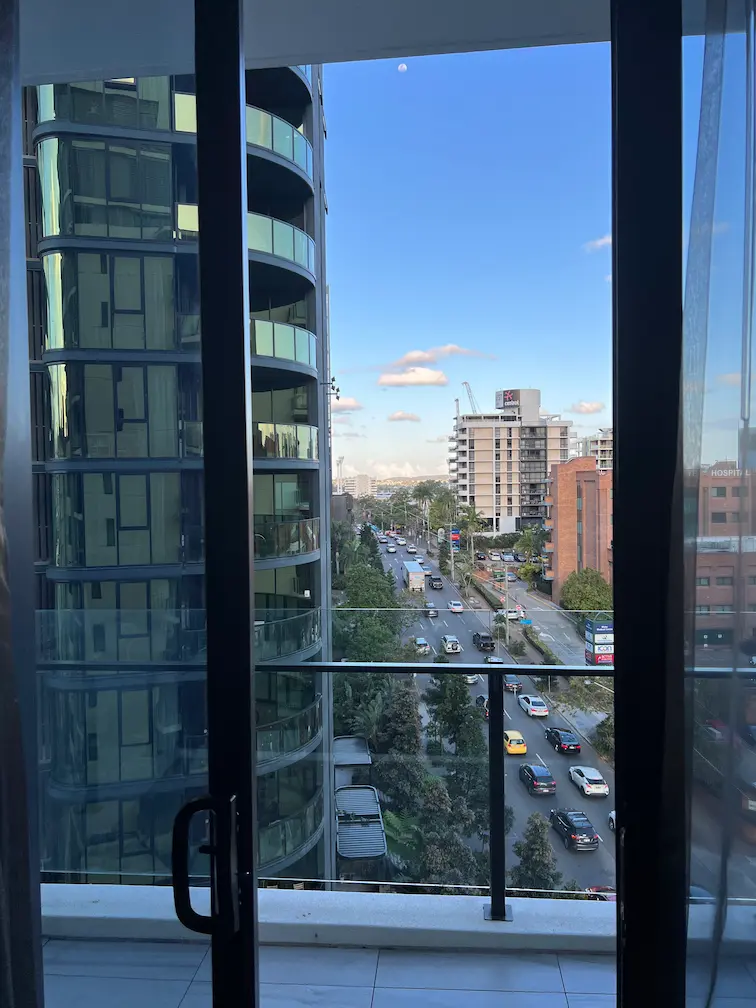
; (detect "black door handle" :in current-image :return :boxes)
[172,795,240,936]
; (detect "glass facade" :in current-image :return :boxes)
[31,70,327,882]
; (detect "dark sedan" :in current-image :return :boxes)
[549,808,600,851]
[503,674,523,693]
[544,727,581,754]
[519,763,556,795]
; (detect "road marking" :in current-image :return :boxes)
[536,752,548,768]
[442,619,448,627]
[503,706,511,720]
[431,645,437,655]
[597,834,604,843]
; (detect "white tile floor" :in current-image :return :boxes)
[41,940,756,1007]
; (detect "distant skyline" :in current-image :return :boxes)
[324,38,741,478]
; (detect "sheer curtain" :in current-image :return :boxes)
[683,0,756,1002]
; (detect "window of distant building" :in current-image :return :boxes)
[696,577,710,587]
[715,576,733,586]
[711,512,727,523]
[711,486,726,497]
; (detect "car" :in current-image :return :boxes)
[549,808,600,851]
[414,555,424,563]
[502,553,516,563]
[424,601,438,617]
[396,538,407,546]
[378,536,388,544]
[569,766,610,797]
[447,600,464,612]
[504,608,522,621]
[503,730,527,755]
[503,674,523,692]
[440,634,462,653]
[545,727,581,753]
[518,694,549,717]
[406,545,417,554]
[475,694,489,719]
[463,672,480,685]
[473,631,495,651]
[506,572,518,582]
[608,810,616,831]
[475,551,488,561]
[386,545,396,553]
[514,552,528,563]
[585,886,616,902]
[519,763,556,795]
[429,576,443,589]
[412,637,431,655]
[485,655,505,664]
[489,551,501,561]
[421,565,433,575]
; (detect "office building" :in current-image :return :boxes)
[449,388,572,532]
[544,456,613,598]
[580,427,613,470]
[340,473,377,498]
[29,69,332,882]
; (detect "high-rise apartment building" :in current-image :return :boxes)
[580,428,614,471]
[448,388,572,532]
[544,456,613,599]
[29,69,332,882]
[341,474,377,498]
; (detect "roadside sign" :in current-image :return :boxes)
[520,618,533,626]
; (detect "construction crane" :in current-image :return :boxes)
[462,381,481,413]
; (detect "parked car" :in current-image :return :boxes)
[569,766,610,797]
[475,551,488,560]
[475,694,489,719]
[502,553,516,563]
[549,808,600,851]
[447,600,464,613]
[503,730,527,755]
[489,551,502,561]
[545,727,581,753]
[503,674,523,692]
[386,545,396,553]
[473,631,495,652]
[518,694,549,717]
[429,576,443,589]
[506,572,518,582]
[608,810,616,831]
[485,655,505,664]
[503,608,522,621]
[514,552,528,562]
[424,600,438,617]
[412,637,431,656]
[440,634,462,653]
[519,763,556,795]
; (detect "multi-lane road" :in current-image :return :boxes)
[378,533,617,891]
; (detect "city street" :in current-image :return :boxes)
[377,533,617,891]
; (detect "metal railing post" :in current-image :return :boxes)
[485,669,512,921]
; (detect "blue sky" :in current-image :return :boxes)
[323,39,742,478]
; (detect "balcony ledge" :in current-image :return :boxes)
[40,884,755,956]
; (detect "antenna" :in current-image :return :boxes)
[462,381,480,413]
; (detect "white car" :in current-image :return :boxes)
[386,545,396,553]
[406,545,417,554]
[440,634,462,654]
[396,538,407,546]
[518,694,549,717]
[569,766,610,797]
[608,810,616,831]
[447,600,464,613]
[414,555,424,563]
[464,672,480,685]
[489,551,501,561]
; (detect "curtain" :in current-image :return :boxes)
[683,0,756,1003]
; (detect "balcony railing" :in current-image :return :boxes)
[257,695,322,766]
[252,422,319,461]
[251,319,318,368]
[253,517,320,559]
[176,204,316,274]
[258,786,324,869]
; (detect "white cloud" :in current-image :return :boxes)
[584,234,612,252]
[388,410,421,422]
[426,435,449,443]
[332,416,352,426]
[331,396,364,413]
[333,430,366,438]
[378,367,448,387]
[567,401,606,415]
[717,373,741,387]
[389,344,494,370]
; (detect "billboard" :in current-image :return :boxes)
[586,631,614,645]
[495,389,520,409]
[585,619,614,634]
[585,649,615,665]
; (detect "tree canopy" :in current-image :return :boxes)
[559,567,613,626]
[509,812,565,891]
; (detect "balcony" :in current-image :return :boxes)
[176,205,316,275]
[544,541,555,552]
[253,517,320,560]
[544,518,553,529]
[257,695,322,768]
[251,319,318,370]
[252,422,319,462]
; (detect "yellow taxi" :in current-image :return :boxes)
[503,730,527,755]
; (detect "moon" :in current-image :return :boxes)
[398,63,407,72]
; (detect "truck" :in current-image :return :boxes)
[403,560,426,592]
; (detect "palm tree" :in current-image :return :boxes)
[458,504,485,561]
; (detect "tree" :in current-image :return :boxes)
[509,812,565,891]
[428,487,457,538]
[438,538,451,575]
[424,672,481,750]
[518,561,541,589]
[458,504,486,559]
[559,567,613,631]
[414,776,482,885]
[515,526,547,561]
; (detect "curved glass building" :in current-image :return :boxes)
[30,68,331,882]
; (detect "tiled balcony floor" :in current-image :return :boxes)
[42,939,756,1007]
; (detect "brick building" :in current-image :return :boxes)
[544,456,613,600]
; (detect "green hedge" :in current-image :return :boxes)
[470,579,504,610]
[523,625,564,666]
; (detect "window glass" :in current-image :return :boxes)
[119,474,148,527]
[138,77,170,130]
[78,253,111,347]
[117,367,148,457]
[85,364,115,457]
[105,79,139,128]
[83,473,117,566]
[147,366,179,457]
[144,256,175,349]
[150,473,181,563]
[174,92,197,133]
